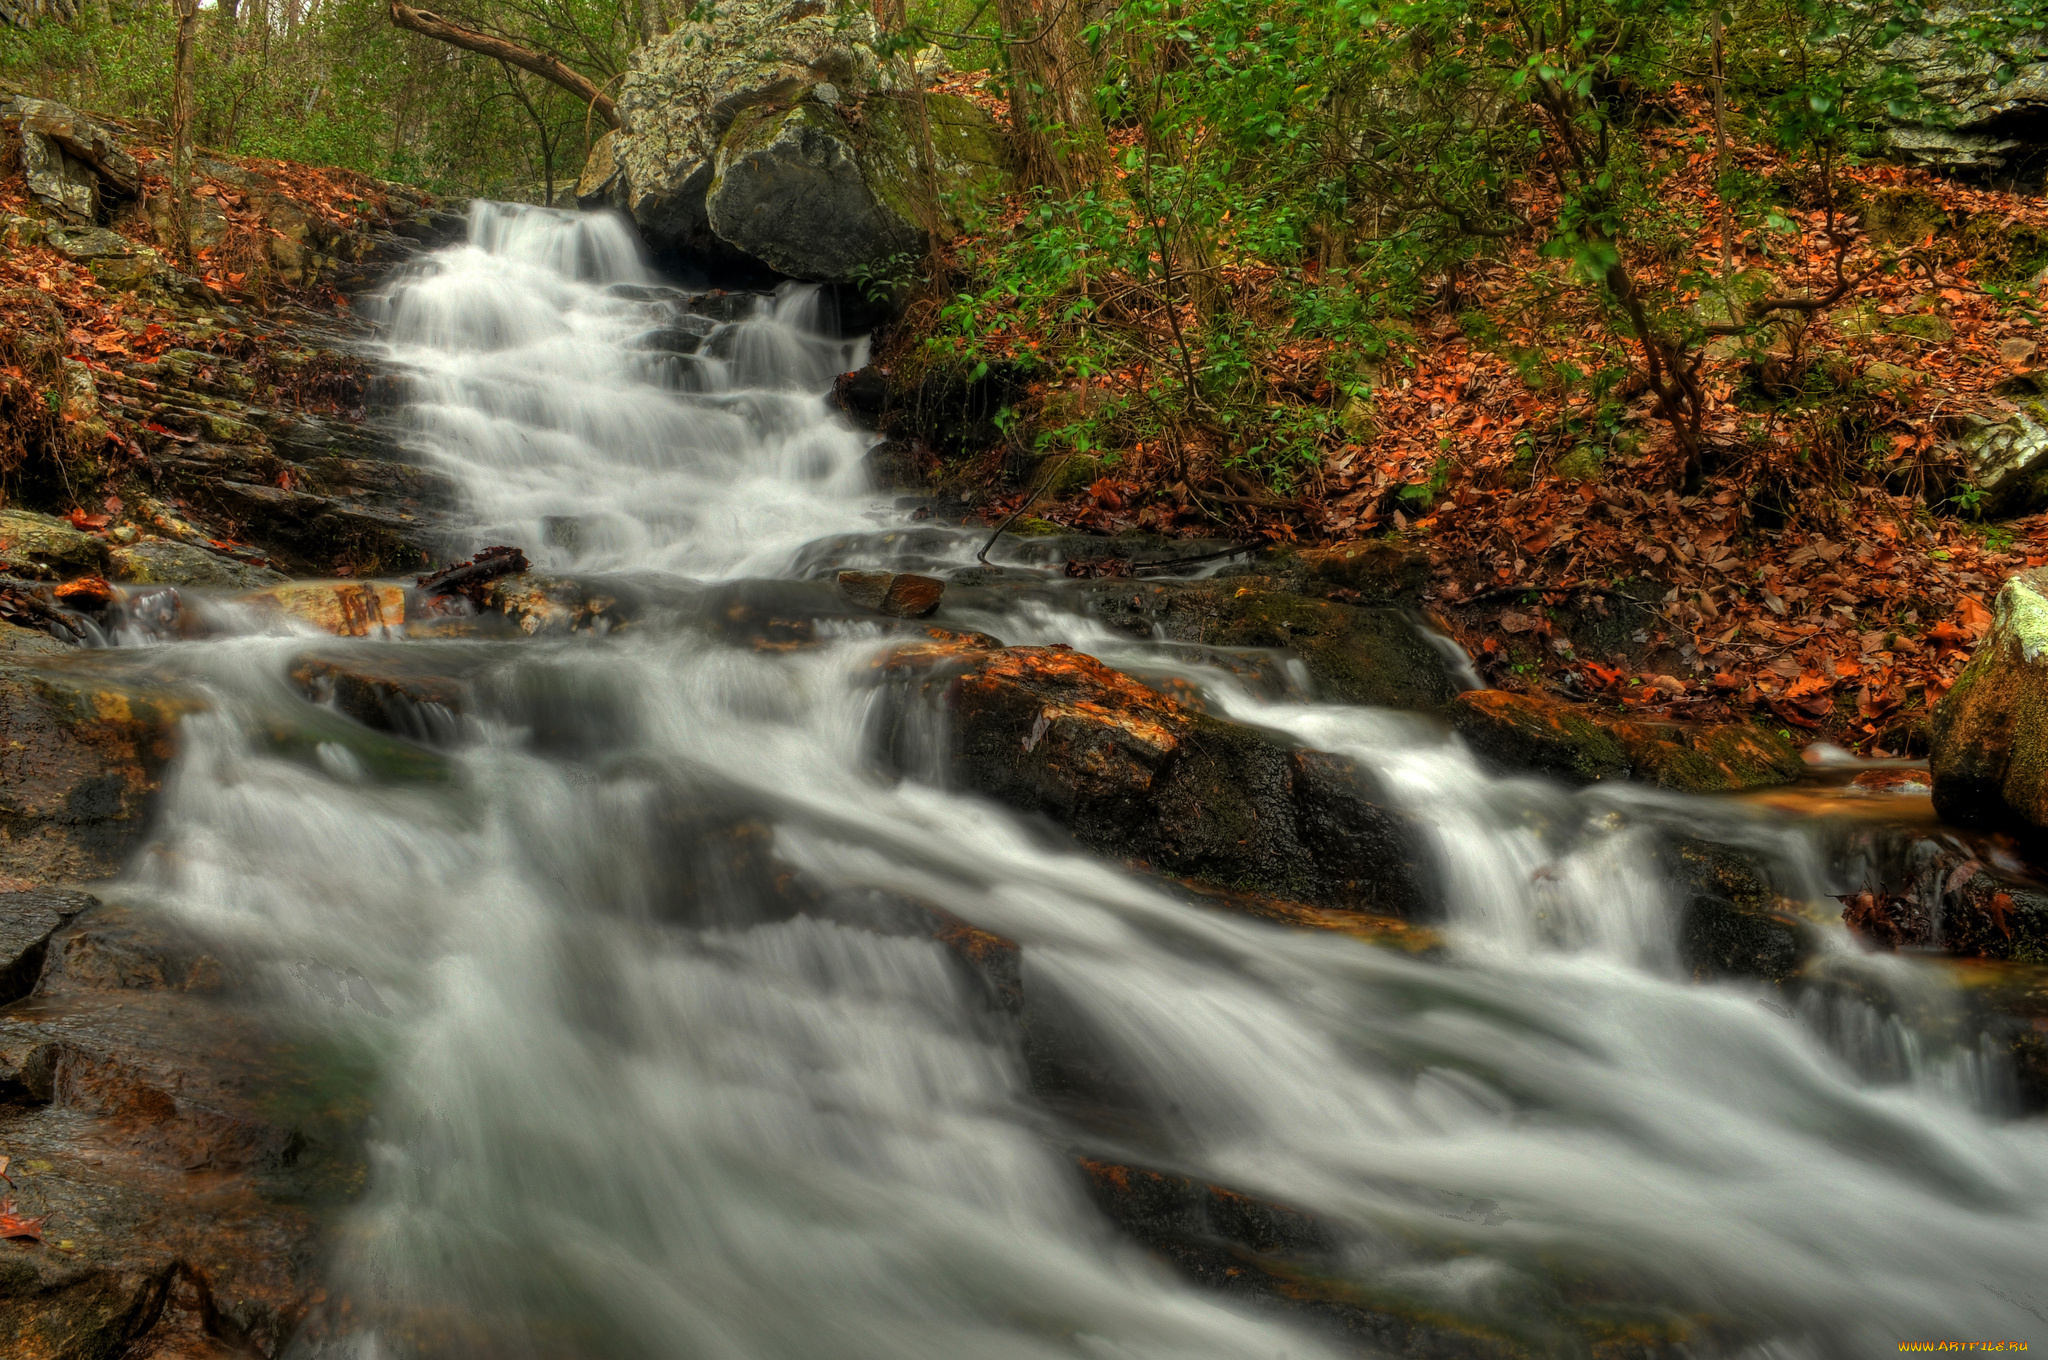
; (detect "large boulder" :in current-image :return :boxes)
[594,0,1007,280]
[1931,566,2048,831]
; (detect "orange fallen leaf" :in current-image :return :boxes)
[0,1197,45,1243]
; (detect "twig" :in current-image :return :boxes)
[976,453,1074,564]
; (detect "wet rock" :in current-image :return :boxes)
[1282,539,1432,604]
[0,903,368,1358]
[0,509,108,582]
[1673,839,1812,982]
[1930,857,2048,964]
[1931,567,2048,832]
[1952,401,2048,519]
[0,888,93,1005]
[481,571,635,637]
[0,622,67,658]
[237,581,406,638]
[836,569,943,618]
[0,657,198,882]
[289,649,470,747]
[1075,1155,1708,1359]
[881,645,1433,915]
[1025,579,1460,713]
[1447,690,1804,792]
[107,539,287,591]
[1938,958,2048,1110]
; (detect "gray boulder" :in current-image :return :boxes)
[3,96,140,220]
[590,0,1007,281]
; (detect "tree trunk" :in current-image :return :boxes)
[993,0,1105,196]
[388,2,621,130]
[169,0,199,267]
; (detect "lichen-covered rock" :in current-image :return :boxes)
[108,539,287,590]
[1953,401,2048,520]
[602,0,1007,278]
[1446,689,1804,792]
[1931,566,2048,831]
[877,644,1434,914]
[0,508,108,581]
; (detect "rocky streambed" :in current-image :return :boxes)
[0,200,2046,1358]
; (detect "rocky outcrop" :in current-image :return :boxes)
[1,97,138,221]
[591,0,1007,279]
[1952,400,2048,519]
[876,642,1434,915]
[1447,689,1805,793]
[1931,567,2048,831]
[1886,22,2048,177]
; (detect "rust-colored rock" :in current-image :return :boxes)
[836,569,945,619]
[238,580,406,638]
[1447,689,1803,792]
[878,645,1433,915]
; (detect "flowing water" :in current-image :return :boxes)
[99,203,2048,1358]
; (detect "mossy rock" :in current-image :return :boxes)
[108,539,286,590]
[1860,188,1950,245]
[0,508,108,581]
[1885,312,1954,345]
[1554,445,1606,482]
[1030,453,1107,496]
[1931,567,2048,832]
[1286,540,1430,603]
[1199,589,1460,711]
[1672,839,1810,982]
[1446,689,1802,792]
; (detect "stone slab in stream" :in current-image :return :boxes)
[0,656,199,884]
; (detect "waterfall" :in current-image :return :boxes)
[108,203,2048,1358]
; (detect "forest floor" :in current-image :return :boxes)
[893,95,2048,757]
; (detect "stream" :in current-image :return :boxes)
[95,203,2048,1358]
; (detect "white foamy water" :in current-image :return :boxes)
[113,204,2048,1359]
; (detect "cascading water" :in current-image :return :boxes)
[106,203,2048,1358]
